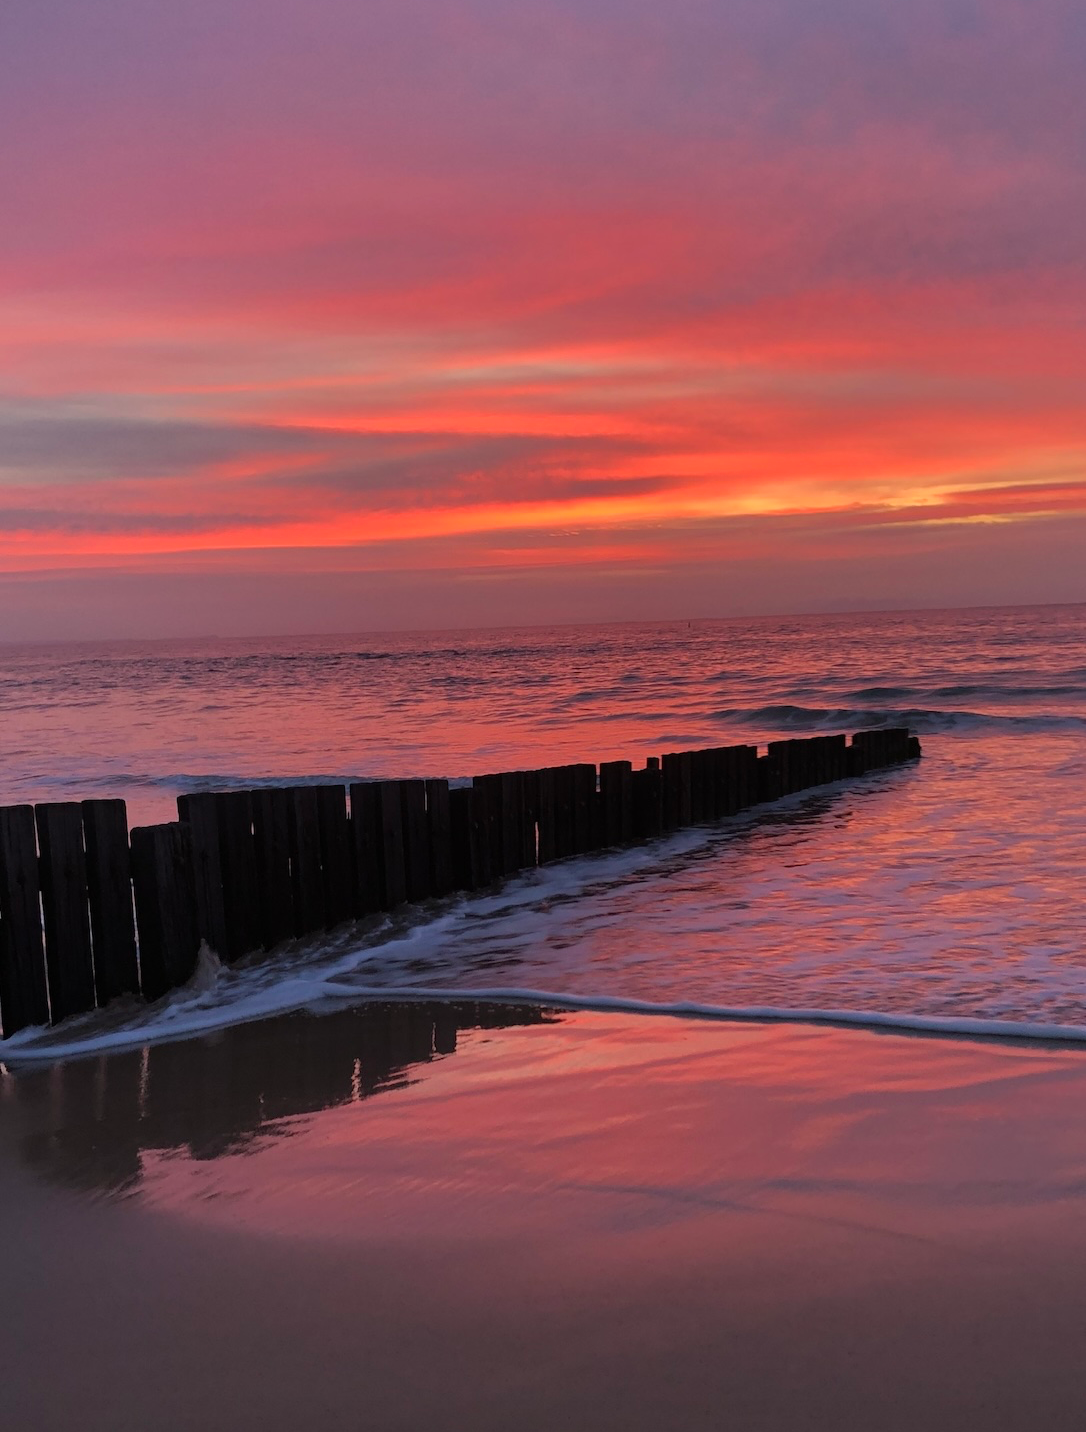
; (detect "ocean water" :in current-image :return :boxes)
[2,603,1085,1055]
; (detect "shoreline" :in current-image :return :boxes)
[10,974,1086,1066]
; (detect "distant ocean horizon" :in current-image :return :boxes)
[4,595,1084,651]
[3,601,1085,1054]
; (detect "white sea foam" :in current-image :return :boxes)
[6,976,1086,1066]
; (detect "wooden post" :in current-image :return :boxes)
[635,763,663,838]
[846,734,865,776]
[715,746,736,816]
[81,798,139,1005]
[472,775,505,876]
[35,803,96,1023]
[699,748,720,820]
[425,779,454,896]
[599,760,633,846]
[679,753,694,825]
[0,804,49,1034]
[829,733,848,780]
[768,739,797,794]
[757,751,783,802]
[661,753,693,829]
[400,779,431,902]
[176,793,229,958]
[521,770,541,868]
[555,767,581,853]
[316,784,355,928]
[377,781,407,908]
[661,754,680,830]
[885,727,911,763]
[535,768,557,863]
[714,747,733,816]
[689,750,709,823]
[349,783,383,915]
[215,791,261,961]
[572,764,598,853]
[251,787,295,949]
[286,786,325,935]
[736,745,759,808]
[130,822,200,1002]
[448,786,475,890]
[499,771,527,873]
[449,785,491,890]
[812,737,827,786]
[799,738,815,790]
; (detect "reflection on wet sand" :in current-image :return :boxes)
[0,1002,558,1195]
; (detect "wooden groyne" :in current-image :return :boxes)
[0,728,921,1037]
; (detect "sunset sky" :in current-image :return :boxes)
[3,0,1085,638]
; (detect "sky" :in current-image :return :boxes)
[2,0,1085,639]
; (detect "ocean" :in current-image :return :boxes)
[2,602,1085,1054]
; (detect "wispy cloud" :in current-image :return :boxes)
[1,0,1084,631]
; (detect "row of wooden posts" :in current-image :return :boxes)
[0,727,920,1038]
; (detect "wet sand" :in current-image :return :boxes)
[3,1003,1086,1430]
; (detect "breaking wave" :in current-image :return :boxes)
[716,705,1086,735]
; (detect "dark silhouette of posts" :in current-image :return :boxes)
[426,779,453,896]
[600,760,633,846]
[252,788,294,949]
[1,727,921,1037]
[287,786,325,933]
[215,790,261,960]
[349,782,383,914]
[130,822,200,1001]
[82,799,139,1003]
[0,805,49,1034]
[350,781,407,910]
[449,785,491,890]
[316,785,355,927]
[535,768,557,863]
[36,803,96,1022]
[400,780,431,903]
[177,793,228,958]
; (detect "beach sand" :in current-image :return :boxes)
[3,1002,1086,1430]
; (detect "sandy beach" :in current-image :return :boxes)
[3,1004,1086,1430]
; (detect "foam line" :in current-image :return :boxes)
[6,982,1086,1066]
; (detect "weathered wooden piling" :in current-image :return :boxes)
[378,781,409,908]
[425,779,454,897]
[176,793,229,961]
[572,764,599,855]
[35,803,96,1023]
[548,765,576,860]
[535,768,557,863]
[316,785,355,928]
[130,822,200,1002]
[349,782,382,914]
[215,790,261,961]
[599,760,634,846]
[0,726,922,1037]
[82,798,139,1003]
[251,787,294,949]
[632,759,663,838]
[448,784,491,890]
[400,779,431,903]
[286,786,325,934]
[0,805,50,1033]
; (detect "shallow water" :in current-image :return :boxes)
[7,1009,1086,1432]
[1,603,1085,1051]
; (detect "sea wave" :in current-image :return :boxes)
[6,972,1086,1066]
[715,705,1086,735]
